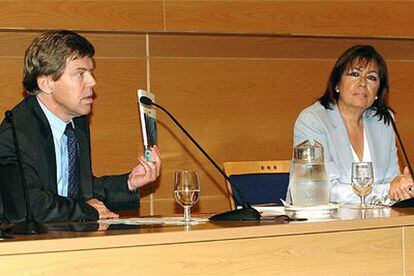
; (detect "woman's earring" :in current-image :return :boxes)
[335,88,340,93]
[375,96,378,100]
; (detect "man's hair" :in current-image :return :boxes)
[23,29,95,95]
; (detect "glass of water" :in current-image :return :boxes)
[351,162,374,208]
[174,170,200,222]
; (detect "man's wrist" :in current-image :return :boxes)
[127,178,138,191]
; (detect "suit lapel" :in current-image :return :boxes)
[363,112,381,175]
[24,96,58,193]
[328,105,354,175]
[74,116,93,198]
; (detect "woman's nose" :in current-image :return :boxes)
[358,77,367,88]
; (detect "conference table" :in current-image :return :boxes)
[1,206,414,275]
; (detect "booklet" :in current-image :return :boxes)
[137,89,157,162]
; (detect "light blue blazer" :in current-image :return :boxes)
[290,102,400,204]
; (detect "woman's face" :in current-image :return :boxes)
[337,60,380,112]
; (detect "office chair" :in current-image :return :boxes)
[223,160,290,210]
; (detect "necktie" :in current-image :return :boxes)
[64,123,80,198]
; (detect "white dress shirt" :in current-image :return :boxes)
[37,97,73,197]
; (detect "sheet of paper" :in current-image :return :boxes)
[98,217,209,226]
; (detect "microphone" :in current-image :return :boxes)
[386,110,414,207]
[139,96,261,220]
[3,111,47,234]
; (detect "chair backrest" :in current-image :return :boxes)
[223,160,290,210]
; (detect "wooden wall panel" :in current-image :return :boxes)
[86,33,147,58]
[165,1,414,37]
[387,62,414,166]
[0,32,39,115]
[1,1,414,38]
[0,31,41,57]
[90,59,147,175]
[0,1,164,31]
[0,58,24,113]
[151,34,414,60]
[0,1,414,216]
[149,57,331,213]
[86,33,147,176]
[149,34,414,214]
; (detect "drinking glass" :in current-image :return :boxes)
[174,170,200,222]
[371,193,398,207]
[351,162,374,208]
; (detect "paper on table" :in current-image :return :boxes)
[253,202,340,221]
[252,205,286,217]
[284,203,340,212]
[98,217,209,226]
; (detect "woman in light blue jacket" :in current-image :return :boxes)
[291,45,413,205]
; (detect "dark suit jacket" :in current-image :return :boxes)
[0,96,139,223]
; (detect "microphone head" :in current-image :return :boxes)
[140,96,153,106]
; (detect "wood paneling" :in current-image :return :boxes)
[149,58,329,199]
[148,34,414,214]
[0,33,39,115]
[0,31,40,57]
[165,1,414,37]
[386,62,414,167]
[0,228,402,275]
[90,59,147,175]
[150,34,414,60]
[0,1,164,31]
[0,58,25,113]
[1,1,414,216]
[85,33,147,58]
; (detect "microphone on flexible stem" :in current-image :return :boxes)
[386,110,414,207]
[139,96,260,220]
[4,111,47,234]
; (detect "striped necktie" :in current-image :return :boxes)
[64,123,80,198]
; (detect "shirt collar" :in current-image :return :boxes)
[36,96,73,140]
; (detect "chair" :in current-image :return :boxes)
[223,160,291,210]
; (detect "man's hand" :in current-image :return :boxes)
[86,198,119,219]
[128,145,161,191]
[389,166,414,201]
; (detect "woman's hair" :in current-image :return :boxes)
[319,45,391,124]
[23,29,95,95]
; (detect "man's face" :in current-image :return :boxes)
[48,55,96,121]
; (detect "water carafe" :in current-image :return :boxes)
[290,140,330,206]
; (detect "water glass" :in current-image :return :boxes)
[174,170,200,222]
[351,162,374,208]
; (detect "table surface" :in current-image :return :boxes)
[1,205,414,256]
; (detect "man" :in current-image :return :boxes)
[0,30,161,222]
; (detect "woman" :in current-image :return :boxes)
[290,45,413,205]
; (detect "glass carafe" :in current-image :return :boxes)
[290,140,330,206]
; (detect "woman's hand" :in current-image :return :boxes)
[389,167,414,201]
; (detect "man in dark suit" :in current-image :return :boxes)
[0,30,161,223]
